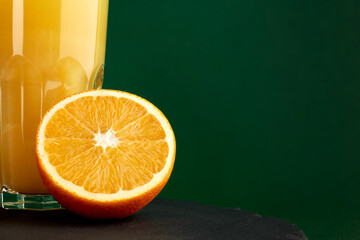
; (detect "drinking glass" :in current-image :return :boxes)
[0,0,108,210]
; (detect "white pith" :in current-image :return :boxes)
[94,129,120,149]
[37,90,175,202]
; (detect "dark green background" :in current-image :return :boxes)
[104,0,360,239]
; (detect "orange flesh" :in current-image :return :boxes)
[43,96,169,194]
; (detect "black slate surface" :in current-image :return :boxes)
[0,198,307,240]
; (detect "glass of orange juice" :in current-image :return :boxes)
[0,0,108,210]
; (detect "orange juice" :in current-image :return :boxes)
[0,0,108,195]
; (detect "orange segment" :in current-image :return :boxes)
[115,141,169,174]
[112,98,148,132]
[83,153,121,194]
[36,90,176,219]
[44,108,94,139]
[116,114,166,141]
[44,138,96,166]
[55,146,103,188]
[63,96,98,132]
[94,96,119,133]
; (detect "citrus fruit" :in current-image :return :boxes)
[36,90,176,219]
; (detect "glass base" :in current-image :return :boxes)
[1,186,64,210]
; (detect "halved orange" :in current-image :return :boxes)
[36,90,176,219]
